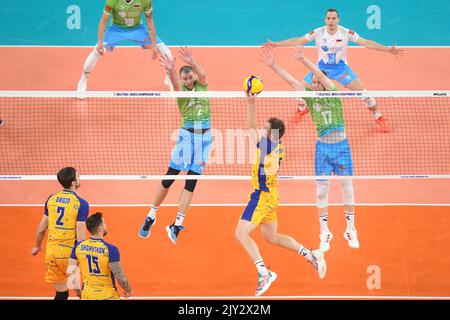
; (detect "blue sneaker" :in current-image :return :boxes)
[166,224,184,244]
[138,217,156,239]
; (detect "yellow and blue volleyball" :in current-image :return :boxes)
[243,75,264,95]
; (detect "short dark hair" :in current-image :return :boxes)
[326,8,339,17]
[86,212,104,234]
[180,65,193,75]
[268,117,286,140]
[57,167,77,189]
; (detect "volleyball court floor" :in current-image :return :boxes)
[0,46,449,299]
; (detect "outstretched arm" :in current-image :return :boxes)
[260,49,304,91]
[110,262,132,297]
[178,46,207,85]
[356,37,404,57]
[246,93,260,145]
[262,36,310,49]
[293,45,335,90]
[160,54,181,91]
[96,12,110,55]
[31,215,48,256]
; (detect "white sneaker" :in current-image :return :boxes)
[344,230,360,249]
[310,249,327,279]
[255,270,277,296]
[77,72,88,93]
[319,231,333,252]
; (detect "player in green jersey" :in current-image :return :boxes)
[77,0,173,92]
[261,45,359,252]
[138,47,212,243]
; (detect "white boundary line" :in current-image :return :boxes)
[1,203,449,207]
[0,295,449,300]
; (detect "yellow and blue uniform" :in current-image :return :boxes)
[44,190,89,283]
[71,238,121,300]
[241,137,284,225]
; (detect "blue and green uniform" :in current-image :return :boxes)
[305,85,353,176]
[169,81,212,174]
[102,0,163,49]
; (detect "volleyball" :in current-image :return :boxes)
[243,75,264,95]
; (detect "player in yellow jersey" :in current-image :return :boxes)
[67,212,132,300]
[235,93,327,296]
[31,167,88,300]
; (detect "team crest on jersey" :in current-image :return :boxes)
[313,103,321,112]
[321,45,329,52]
[119,11,126,18]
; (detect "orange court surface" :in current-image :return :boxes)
[0,46,450,299]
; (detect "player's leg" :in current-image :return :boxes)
[77,25,121,93]
[165,170,198,244]
[260,220,326,279]
[332,139,359,248]
[345,77,389,132]
[138,167,180,238]
[53,282,69,300]
[135,25,174,90]
[235,193,276,296]
[315,141,334,252]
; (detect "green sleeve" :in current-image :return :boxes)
[103,0,117,15]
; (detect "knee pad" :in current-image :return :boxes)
[54,290,69,300]
[340,179,355,206]
[161,167,180,189]
[184,170,199,192]
[316,180,329,208]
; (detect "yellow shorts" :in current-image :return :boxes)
[240,190,278,226]
[45,245,73,283]
[81,288,120,300]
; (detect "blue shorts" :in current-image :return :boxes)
[304,60,358,86]
[103,24,162,49]
[315,138,354,177]
[169,128,213,174]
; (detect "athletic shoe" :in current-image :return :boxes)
[255,269,277,296]
[344,230,360,249]
[138,217,156,239]
[319,231,333,252]
[375,116,389,132]
[77,72,88,93]
[310,249,327,279]
[0,119,3,127]
[166,224,185,244]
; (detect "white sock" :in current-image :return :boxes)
[254,258,269,276]
[147,205,158,219]
[319,213,329,233]
[83,47,101,74]
[345,211,355,232]
[174,212,185,226]
[298,246,313,262]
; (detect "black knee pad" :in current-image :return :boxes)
[161,167,180,189]
[54,290,69,300]
[184,170,200,192]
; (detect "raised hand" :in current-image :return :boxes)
[262,39,277,49]
[293,44,305,61]
[260,48,276,67]
[159,54,176,72]
[178,46,195,65]
[389,45,404,57]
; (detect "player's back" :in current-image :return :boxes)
[251,137,284,194]
[72,238,120,300]
[45,190,88,249]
